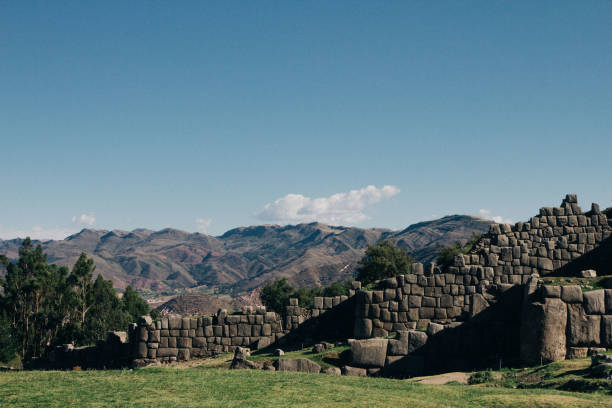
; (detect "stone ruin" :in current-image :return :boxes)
[48,195,612,378]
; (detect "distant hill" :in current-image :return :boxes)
[0,215,491,295]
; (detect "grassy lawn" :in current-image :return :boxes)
[541,275,612,291]
[249,344,352,369]
[1,364,612,408]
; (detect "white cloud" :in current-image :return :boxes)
[0,225,78,241]
[72,213,96,226]
[255,185,400,225]
[195,218,212,233]
[479,209,513,224]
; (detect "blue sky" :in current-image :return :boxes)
[1,1,611,239]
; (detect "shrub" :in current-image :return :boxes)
[436,233,481,270]
[356,240,412,285]
[468,370,493,385]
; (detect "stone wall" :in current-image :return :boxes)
[521,283,612,364]
[353,195,611,339]
[126,194,610,370]
[133,306,284,365]
[455,194,611,283]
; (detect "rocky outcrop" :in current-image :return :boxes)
[275,358,321,374]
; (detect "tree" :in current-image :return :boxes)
[0,239,75,361]
[355,240,412,285]
[436,233,481,270]
[82,275,132,345]
[67,253,95,324]
[121,285,149,322]
[260,279,351,313]
[0,311,17,363]
[260,278,294,314]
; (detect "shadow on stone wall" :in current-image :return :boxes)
[417,284,525,375]
[550,236,612,278]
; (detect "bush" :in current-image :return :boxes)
[260,279,351,314]
[436,233,481,270]
[356,240,412,285]
[260,278,294,314]
[468,370,493,385]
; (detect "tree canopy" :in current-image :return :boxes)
[355,240,412,285]
[260,278,351,314]
[436,233,481,270]
[0,238,150,365]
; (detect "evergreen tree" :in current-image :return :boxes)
[68,253,95,324]
[356,240,412,285]
[260,278,294,314]
[82,275,131,344]
[121,285,149,322]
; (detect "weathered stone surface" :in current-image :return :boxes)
[274,349,284,356]
[580,269,597,278]
[276,358,321,373]
[157,348,179,357]
[583,290,605,315]
[427,323,445,336]
[313,343,332,354]
[520,298,567,365]
[168,315,182,329]
[384,355,424,378]
[342,366,367,377]
[322,367,341,375]
[541,285,561,298]
[230,347,260,370]
[470,293,489,318]
[177,348,190,361]
[561,286,583,303]
[602,316,612,347]
[354,318,372,339]
[567,304,601,346]
[408,330,428,354]
[350,338,388,368]
[567,347,588,359]
[387,332,409,356]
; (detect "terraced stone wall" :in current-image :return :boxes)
[132,306,284,365]
[456,194,611,282]
[353,195,612,339]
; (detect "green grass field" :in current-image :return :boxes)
[1,359,611,408]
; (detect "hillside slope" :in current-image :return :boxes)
[0,216,491,294]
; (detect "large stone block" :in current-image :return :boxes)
[567,304,601,346]
[561,286,583,303]
[168,316,182,329]
[541,285,561,298]
[388,332,409,356]
[276,358,321,374]
[520,298,567,365]
[606,290,612,314]
[354,318,372,339]
[157,347,179,357]
[342,366,367,377]
[177,337,192,348]
[583,290,605,314]
[602,316,612,347]
[408,330,428,354]
[177,348,191,361]
[350,338,388,368]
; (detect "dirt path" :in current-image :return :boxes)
[413,372,470,385]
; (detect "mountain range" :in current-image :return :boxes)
[0,215,491,296]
